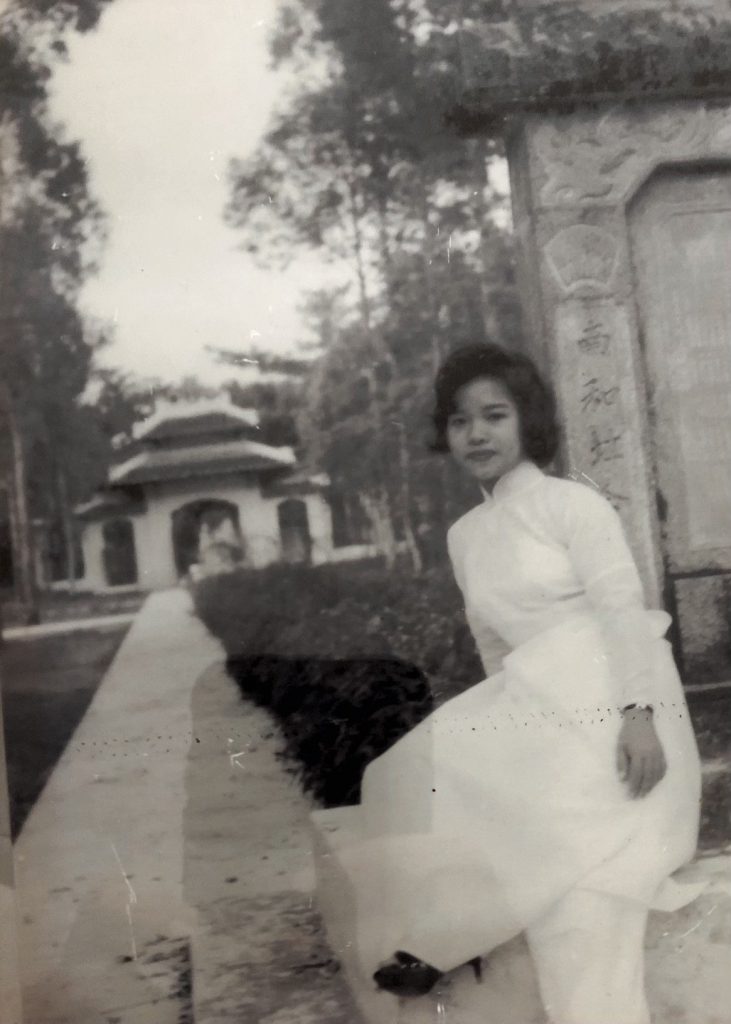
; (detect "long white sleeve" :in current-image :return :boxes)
[559,485,660,708]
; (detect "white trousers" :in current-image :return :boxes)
[526,889,651,1024]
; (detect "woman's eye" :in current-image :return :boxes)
[485,413,506,423]
[448,417,467,428]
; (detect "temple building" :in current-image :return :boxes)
[75,399,370,591]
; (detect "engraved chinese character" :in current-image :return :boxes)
[603,488,630,511]
[589,427,624,466]
[577,319,611,355]
[580,376,620,413]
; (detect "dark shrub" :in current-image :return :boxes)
[225,654,433,806]
[192,561,484,806]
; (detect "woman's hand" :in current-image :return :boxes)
[616,708,667,799]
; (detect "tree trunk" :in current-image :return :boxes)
[395,421,423,573]
[345,178,399,565]
[375,199,424,573]
[0,386,38,622]
[56,465,77,592]
[467,135,501,342]
[360,489,398,569]
[1,118,38,621]
[411,171,451,548]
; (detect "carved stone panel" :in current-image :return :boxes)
[545,225,619,296]
[631,169,731,570]
[530,101,730,209]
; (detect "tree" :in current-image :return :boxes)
[226,0,520,570]
[0,0,114,614]
[207,337,317,452]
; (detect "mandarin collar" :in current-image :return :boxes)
[480,460,544,507]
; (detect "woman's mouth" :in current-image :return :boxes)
[466,450,497,462]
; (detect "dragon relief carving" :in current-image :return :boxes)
[532,104,718,207]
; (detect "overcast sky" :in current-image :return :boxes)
[50,0,348,386]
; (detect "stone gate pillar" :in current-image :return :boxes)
[506,106,689,605]
[457,1,731,681]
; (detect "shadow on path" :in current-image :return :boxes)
[183,656,362,1023]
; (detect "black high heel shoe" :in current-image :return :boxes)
[373,951,442,996]
[373,951,483,998]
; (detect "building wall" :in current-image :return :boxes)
[136,476,269,588]
[79,519,106,592]
[78,477,371,591]
[305,493,334,565]
[79,516,144,592]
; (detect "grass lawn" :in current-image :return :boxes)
[1,624,131,839]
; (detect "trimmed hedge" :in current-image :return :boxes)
[192,560,485,805]
[224,655,432,805]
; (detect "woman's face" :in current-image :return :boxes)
[446,376,524,490]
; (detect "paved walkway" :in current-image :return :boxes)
[14,590,206,1023]
[13,588,358,1024]
[184,637,358,1023]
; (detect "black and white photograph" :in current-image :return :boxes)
[1,2,730,1022]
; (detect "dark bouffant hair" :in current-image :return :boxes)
[431,343,559,466]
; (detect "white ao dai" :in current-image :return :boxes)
[341,461,702,976]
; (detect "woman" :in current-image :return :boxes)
[344,344,702,1024]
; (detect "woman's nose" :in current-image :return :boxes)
[467,421,489,443]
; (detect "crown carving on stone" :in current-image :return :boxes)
[545,225,619,294]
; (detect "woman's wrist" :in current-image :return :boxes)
[621,703,654,720]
